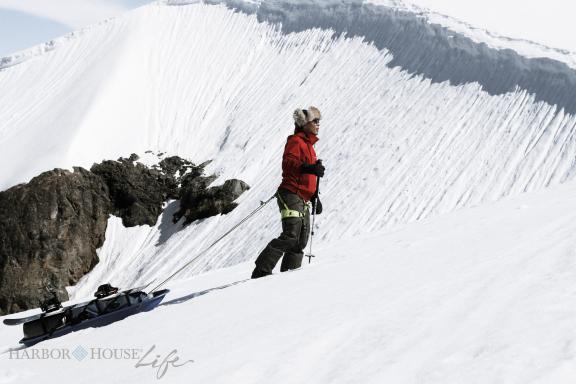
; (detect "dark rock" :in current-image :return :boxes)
[90,156,169,227]
[0,168,111,315]
[0,154,249,314]
[158,156,193,177]
[157,156,200,199]
[90,156,222,227]
[174,178,250,225]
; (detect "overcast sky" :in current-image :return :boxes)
[0,0,152,57]
[0,0,574,57]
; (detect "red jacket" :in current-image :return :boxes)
[279,128,319,202]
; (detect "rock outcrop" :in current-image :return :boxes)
[90,155,172,227]
[0,168,110,315]
[175,178,250,225]
[0,154,249,315]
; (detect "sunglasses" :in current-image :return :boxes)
[312,119,321,124]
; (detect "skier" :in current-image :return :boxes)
[251,106,325,279]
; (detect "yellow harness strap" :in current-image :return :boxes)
[277,192,309,219]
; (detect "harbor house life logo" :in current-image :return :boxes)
[8,344,194,379]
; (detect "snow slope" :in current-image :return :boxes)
[0,0,575,296]
[1,0,576,381]
[2,177,576,383]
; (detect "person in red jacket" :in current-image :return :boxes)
[251,106,325,279]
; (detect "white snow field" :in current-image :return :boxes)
[3,178,576,383]
[1,0,576,382]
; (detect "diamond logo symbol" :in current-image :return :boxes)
[72,345,89,361]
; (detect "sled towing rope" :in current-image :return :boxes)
[148,195,277,294]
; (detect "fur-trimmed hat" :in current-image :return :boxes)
[293,106,321,127]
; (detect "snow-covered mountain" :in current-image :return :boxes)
[2,0,575,293]
[1,1,576,382]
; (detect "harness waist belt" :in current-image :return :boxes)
[277,192,310,220]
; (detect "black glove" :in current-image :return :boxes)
[301,161,325,177]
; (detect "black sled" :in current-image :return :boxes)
[4,284,168,346]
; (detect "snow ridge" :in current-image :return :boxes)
[0,1,575,293]
[164,0,576,114]
[0,17,119,71]
[3,0,576,111]
[368,0,576,60]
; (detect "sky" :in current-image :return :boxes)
[0,0,153,57]
[0,8,70,56]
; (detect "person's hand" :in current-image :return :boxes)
[301,161,325,177]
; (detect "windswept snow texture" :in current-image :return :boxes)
[3,181,576,383]
[0,1,576,293]
[169,0,576,114]
[2,2,576,382]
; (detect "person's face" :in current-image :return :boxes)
[303,118,320,135]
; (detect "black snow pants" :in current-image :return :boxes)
[251,188,310,278]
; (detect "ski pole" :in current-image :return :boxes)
[306,174,320,263]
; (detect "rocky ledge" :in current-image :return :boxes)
[0,154,249,315]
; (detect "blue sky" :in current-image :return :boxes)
[0,8,70,56]
[0,0,152,57]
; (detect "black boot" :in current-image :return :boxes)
[251,268,272,279]
[280,252,303,272]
